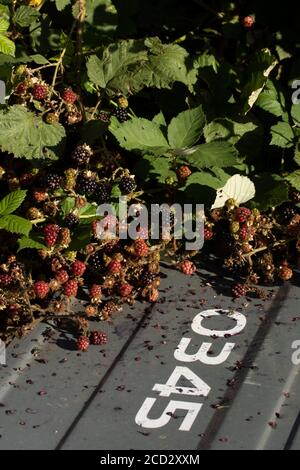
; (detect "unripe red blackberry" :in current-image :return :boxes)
[242,15,255,28]
[177,166,192,180]
[55,269,69,284]
[204,227,213,241]
[57,227,71,247]
[89,284,102,301]
[90,331,107,345]
[119,283,133,297]
[32,84,48,101]
[279,261,293,281]
[64,212,79,229]
[15,82,27,95]
[71,260,86,277]
[71,144,93,166]
[236,207,252,223]
[44,224,60,247]
[232,283,248,298]
[134,239,149,257]
[77,335,90,351]
[119,176,136,194]
[33,280,49,299]
[0,274,13,287]
[98,111,111,123]
[33,188,48,203]
[179,260,196,275]
[62,88,77,104]
[64,279,78,297]
[108,259,122,274]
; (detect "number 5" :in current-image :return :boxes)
[135,398,202,431]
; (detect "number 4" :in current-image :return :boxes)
[152,366,211,397]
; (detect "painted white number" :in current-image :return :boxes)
[192,309,247,337]
[135,397,202,431]
[174,338,235,365]
[152,366,211,397]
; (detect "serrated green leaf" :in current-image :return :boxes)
[60,197,75,217]
[270,122,295,148]
[0,215,32,236]
[152,112,167,128]
[134,155,175,184]
[0,105,65,159]
[0,19,9,34]
[167,106,206,149]
[18,236,46,252]
[109,116,170,154]
[0,190,27,216]
[0,34,15,57]
[86,54,107,89]
[181,142,239,169]
[285,170,300,191]
[256,80,284,117]
[13,6,40,27]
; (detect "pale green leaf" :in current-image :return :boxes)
[270,122,294,148]
[109,116,170,154]
[0,190,27,216]
[0,18,9,34]
[0,215,32,236]
[0,34,15,57]
[285,170,300,191]
[0,105,66,159]
[13,6,40,27]
[167,106,206,149]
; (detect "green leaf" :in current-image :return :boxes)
[13,6,40,27]
[0,105,66,159]
[0,19,9,34]
[152,112,167,128]
[285,170,300,191]
[0,215,32,236]
[291,103,300,126]
[78,203,97,222]
[0,34,15,57]
[86,54,107,89]
[240,49,277,114]
[167,106,206,149]
[270,122,295,148]
[109,116,170,154]
[251,174,289,210]
[183,171,222,190]
[0,190,27,216]
[60,197,75,217]
[256,80,285,117]
[55,0,71,10]
[181,142,239,169]
[18,236,46,252]
[134,155,175,184]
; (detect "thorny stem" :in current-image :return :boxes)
[49,21,77,98]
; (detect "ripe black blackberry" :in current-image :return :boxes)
[119,176,136,194]
[44,173,61,190]
[140,270,157,286]
[289,189,300,204]
[71,144,93,166]
[112,107,129,122]
[275,202,298,224]
[94,181,111,204]
[89,252,103,273]
[64,212,79,229]
[76,174,97,196]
